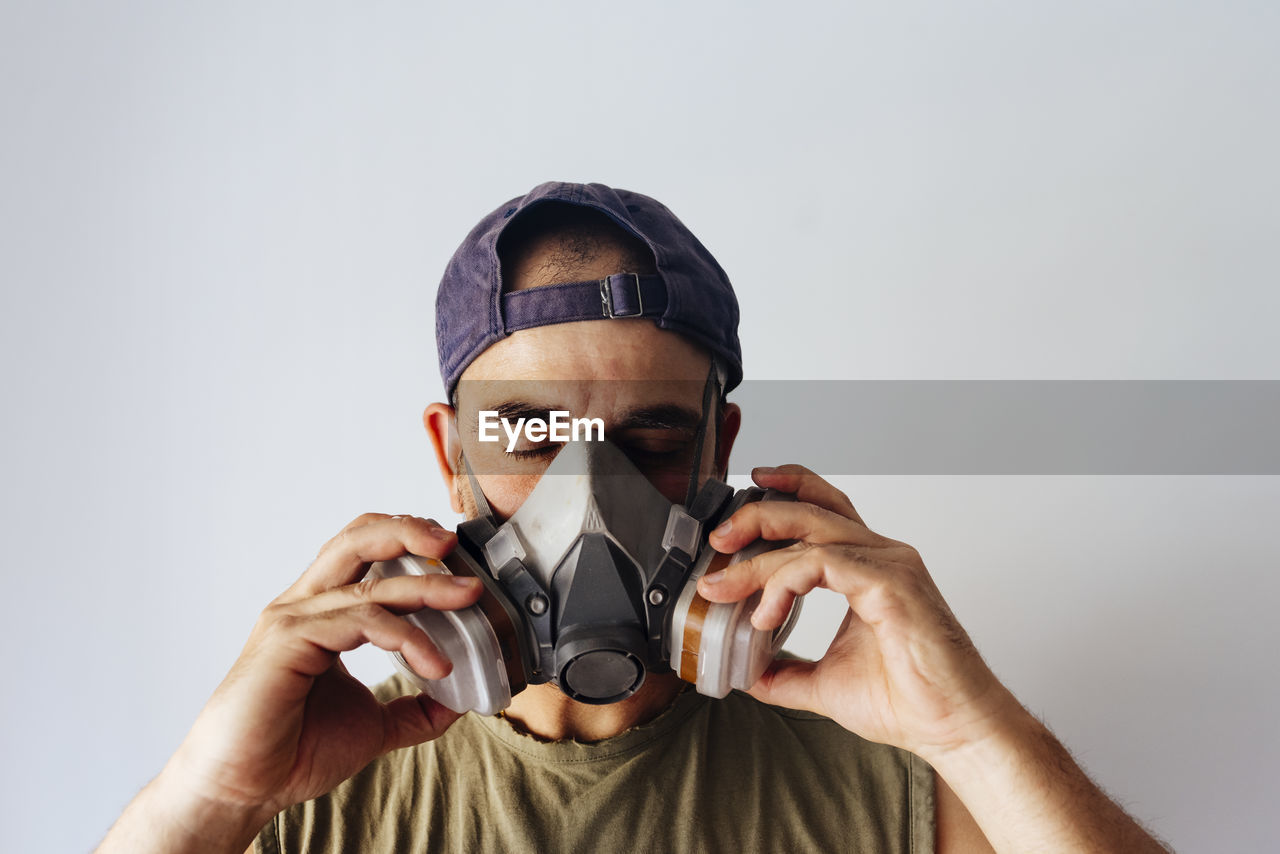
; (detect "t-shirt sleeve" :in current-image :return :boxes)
[909,750,938,853]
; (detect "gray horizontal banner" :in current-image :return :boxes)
[451,380,1280,475]
[728,380,1280,475]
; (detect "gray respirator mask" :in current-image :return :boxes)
[368,375,802,715]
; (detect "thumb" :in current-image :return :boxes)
[378,693,463,754]
[746,658,821,714]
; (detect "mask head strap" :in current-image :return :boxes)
[461,450,495,521]
[684,358,725,509]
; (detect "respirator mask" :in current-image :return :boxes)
[367,374,803,715]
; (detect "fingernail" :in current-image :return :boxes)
[449,575,478,587]
[702,569,726,585]
[753,466,775,476]
[427,520,454,539]
[713,519,732,537]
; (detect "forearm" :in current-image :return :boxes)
[96,762,272,854]
[927,703,1168,854]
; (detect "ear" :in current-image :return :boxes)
[423,402,464,514]
[714,401,742,480]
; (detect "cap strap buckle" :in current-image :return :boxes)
[600,273,644,318]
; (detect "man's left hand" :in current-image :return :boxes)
[697,464,1023,764]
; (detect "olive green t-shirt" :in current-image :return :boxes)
[255,673,935,853]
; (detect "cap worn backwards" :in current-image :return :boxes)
[435,181,743,399]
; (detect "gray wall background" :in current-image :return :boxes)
[2,2,1277,851]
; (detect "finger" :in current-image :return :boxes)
[696,541,808,601]
[709,499,894,556]
[262,603,454,682]
[751,464,866,525]
[281,516,459,601]
[698,538,921,606]
[746,657,822,715]
[378,692,463,754]
[283,572,483,617]
[763,545,928,631]
[699,544,917,629]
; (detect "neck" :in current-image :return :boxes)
[500,672,686,742]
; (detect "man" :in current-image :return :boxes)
[99,182,1168,852]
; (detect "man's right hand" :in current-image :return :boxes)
[96,513,483,854]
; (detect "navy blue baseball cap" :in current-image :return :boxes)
[435,181,743,399]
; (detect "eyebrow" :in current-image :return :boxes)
[612,404,702,432]
[488,401,559,424]
[475,401,703,432]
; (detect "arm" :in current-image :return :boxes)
[96,514,482,854]
[698,465,1168,854]
[933,709,1168,852]
[96,768,273,854]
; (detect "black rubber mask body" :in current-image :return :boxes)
[463,437,702,703]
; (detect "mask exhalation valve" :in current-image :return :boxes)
[555,626,648,703]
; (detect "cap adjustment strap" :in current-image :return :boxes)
[600,272,643,318]
[502,273,668,332]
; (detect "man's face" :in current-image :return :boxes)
[448,318,730,521]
